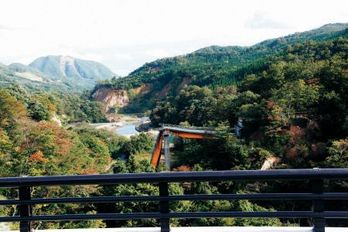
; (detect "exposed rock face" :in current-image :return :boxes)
[92,88,129,112]
[51,114,62,126]
[132,84,151,95]
[261,156,281,170]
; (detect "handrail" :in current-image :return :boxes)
[0,168,347,232]
[1,168,348,187]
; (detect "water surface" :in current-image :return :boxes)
[115,124,138,137]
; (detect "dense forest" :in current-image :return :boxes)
[1,23,348,229]
[147,37,348,227]
[95,23,348,112]
[0,84,156,229]
[151,37,348,169]
[106,35,348,228]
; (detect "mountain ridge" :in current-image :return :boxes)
[93,23,348,112]
[0,55,117,91]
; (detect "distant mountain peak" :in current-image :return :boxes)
[28,55,116,89]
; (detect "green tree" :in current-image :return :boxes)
[121,133,153,157]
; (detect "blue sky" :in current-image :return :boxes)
[0,0,347,75]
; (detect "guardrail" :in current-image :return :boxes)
[0,168,348,232]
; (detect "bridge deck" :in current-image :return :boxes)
[161,126,216,135]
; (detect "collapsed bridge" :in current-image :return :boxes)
[150,125,217,170]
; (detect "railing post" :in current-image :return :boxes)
[159,182,170,232]
[312,178,325,232]
[19,186,32,232]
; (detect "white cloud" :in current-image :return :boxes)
[0,0,347,75]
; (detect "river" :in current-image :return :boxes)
[115,124,138,137]
[89,115,149,137]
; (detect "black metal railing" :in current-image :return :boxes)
[0,168,348,232]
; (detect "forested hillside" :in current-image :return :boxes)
[151,37,348,170]
[144,36,348,227]
[0,84,155,229]
[94,23,348,112]
[0,63,65,91]
[90,26,348,228]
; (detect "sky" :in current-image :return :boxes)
[0,0,347,76]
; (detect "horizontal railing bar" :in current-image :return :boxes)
[2,192,348,205]
[168,192,348,201]
[0,195,160,205]
[1,211,348,222]
[0,168,348,187]
[0,212,161,222]
[169,211,348,219]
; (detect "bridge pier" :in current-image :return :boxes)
[163,130,170,171]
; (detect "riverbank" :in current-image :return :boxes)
[89,114,149,137]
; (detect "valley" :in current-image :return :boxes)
[1,22,348,229]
